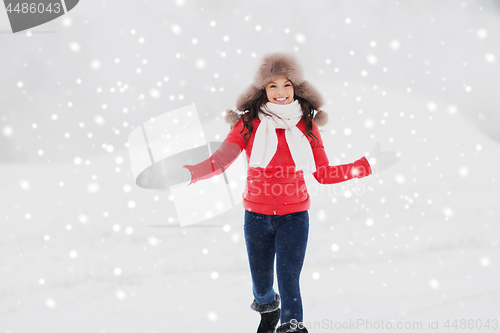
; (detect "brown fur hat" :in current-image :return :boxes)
[225,52,328,128]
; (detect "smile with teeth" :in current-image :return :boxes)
[275,97,288,101]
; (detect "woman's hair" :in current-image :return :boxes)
[239,88,319,148]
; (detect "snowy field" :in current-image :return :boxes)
[1,1,499,333]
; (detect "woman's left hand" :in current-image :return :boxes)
[366,141,400,174]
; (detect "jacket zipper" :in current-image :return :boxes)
[273,129,282,215]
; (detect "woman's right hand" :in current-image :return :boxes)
[164,166,192,187]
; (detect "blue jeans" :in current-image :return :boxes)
[244,209,309,324]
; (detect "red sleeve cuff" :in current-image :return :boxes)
[362,156,372,177]
[182,165,195,186]
[354,156,372,178]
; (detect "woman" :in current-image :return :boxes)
[182,52,399,333]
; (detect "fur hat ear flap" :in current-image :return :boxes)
[225,109,240,129]
[313,110,328,127]
[236,85,262,111]
[294,80,324,111]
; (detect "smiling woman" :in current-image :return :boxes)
[265,76,295,105]
[180,52,399,333]
[180,52,367,333]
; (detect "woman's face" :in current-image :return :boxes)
[265,76,294,105]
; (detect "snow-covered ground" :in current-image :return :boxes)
[1,81,498,332]
[1,1,499,332]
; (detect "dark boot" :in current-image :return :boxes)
[257,308,280,333]
[250,294,281,333]
[276,320,308,333]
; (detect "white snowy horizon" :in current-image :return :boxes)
[1,1,499,332]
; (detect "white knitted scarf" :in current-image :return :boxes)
[248,100,316,174]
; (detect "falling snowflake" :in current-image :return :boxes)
[115,290,127,300]
[77,214,88,224]
[394,174,406,184]
[148,236,159,246]
[2,126,13,137]
[477,29,487,39]
[69,42,81,53]
[485,53,496,64]
[366,54,378,64]
[295,33,306,43]
[45,298,56,308]
[171,24,182,34]
[426,102,437,112]
[196,59,206,69]
[149,89,161,99]
[428,279,440,289]
[442,207,453,218]
[458,167,469,177]
[90,60,101,70]
[390,40,400,50]
[87,182,99,193]
[479,257,490,267]
[207,311,218,322]
[447,105,458,115]
[19,180,31,190]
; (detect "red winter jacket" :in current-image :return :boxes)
[183,117,372,215]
